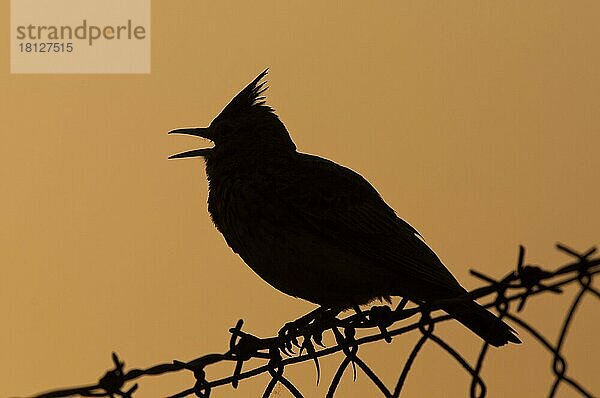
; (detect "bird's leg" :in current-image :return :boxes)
[394,297,410,312]
[391,297,426,324]
[351,304,369,326]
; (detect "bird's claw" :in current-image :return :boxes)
[278,321,302,356]
[277,308,337,356]
[312,329,325,348]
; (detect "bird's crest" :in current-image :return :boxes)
[219,69,272,118]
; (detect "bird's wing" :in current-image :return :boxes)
[272,153,463,297]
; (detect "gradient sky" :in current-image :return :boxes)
[2,2,599,397]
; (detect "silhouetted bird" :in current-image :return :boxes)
[169,70,520,347]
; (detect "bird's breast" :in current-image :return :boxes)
[205,172,395,307]
[207,172,281,261]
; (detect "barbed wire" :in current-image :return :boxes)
[24,243,599,398]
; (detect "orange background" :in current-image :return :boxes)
[1,2,599,397]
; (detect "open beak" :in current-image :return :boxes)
[168,127,214,159]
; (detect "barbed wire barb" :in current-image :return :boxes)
[23,244,599,398]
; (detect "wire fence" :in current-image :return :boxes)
[26,243,599,398]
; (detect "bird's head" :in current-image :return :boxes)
[168,69,296,161]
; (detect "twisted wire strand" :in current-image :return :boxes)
[24,244,599,398]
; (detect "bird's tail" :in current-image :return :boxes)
[443,300,521,347]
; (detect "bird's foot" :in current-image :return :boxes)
[277,307,339,356]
